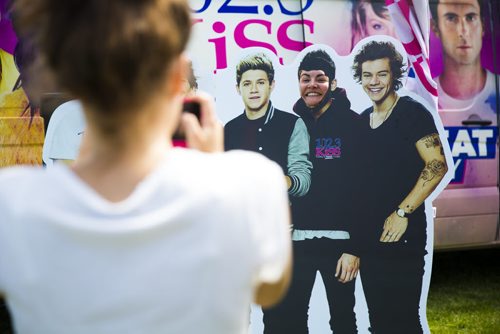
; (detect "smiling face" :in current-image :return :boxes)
[237,69,274,115]
[361,58,394,105]
[299,70,332,108]
[434,0,483,66]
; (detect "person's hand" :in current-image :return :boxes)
[285,175,292,190]
[380,211,408,242]
[335,253,359,283]
[181,92,223,153]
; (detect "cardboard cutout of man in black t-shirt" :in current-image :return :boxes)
[352,40,448,334]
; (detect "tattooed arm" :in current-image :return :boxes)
[380,133,448,242]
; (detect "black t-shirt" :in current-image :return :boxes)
[360,96,437,249]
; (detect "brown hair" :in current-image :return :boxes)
[430,0,485,23]
[352,41,406,91]
[13,0,191,117]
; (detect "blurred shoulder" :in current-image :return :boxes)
[0,166,44,185]
[0,166,48,210]
[170,148,284,189]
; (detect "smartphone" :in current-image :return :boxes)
[173,100,201,140]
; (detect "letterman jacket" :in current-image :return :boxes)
[224,101,312,197]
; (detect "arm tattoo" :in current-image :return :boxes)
[420,133,444,156]
[405,204,415,213]
[420,159,446,187]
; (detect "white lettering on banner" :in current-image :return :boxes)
[451,130,477,157]
[444,127,497,182]
[448,129,496,158]
[472,129,494,157]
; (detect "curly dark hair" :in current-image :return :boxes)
[352,41,406,91]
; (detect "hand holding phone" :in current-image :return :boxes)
[173,100,201,140]
[179,93,223,153]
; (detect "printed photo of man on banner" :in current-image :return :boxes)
[430,0,499,185]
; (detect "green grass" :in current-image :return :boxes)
[427,249,500,334]
[1,249,499,333]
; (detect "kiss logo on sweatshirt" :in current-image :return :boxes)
[315,137,341,159]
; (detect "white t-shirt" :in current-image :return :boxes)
[42,100,86,166]
[0,149,290,334]
[436,69,497,122]
[435,70,498,186]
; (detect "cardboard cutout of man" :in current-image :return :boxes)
[224,53,312,197]
[263,49,362,334]
[431,0,497,116]
[353,40,448,333]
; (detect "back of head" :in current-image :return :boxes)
[298,49,336,81]
[13,0,191,116]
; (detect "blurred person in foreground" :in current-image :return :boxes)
[0,1,292,333]
[431,0,497,116]
[353,40,448,333]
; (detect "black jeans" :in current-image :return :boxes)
[263,239,357,334]
[361,242,426,334]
